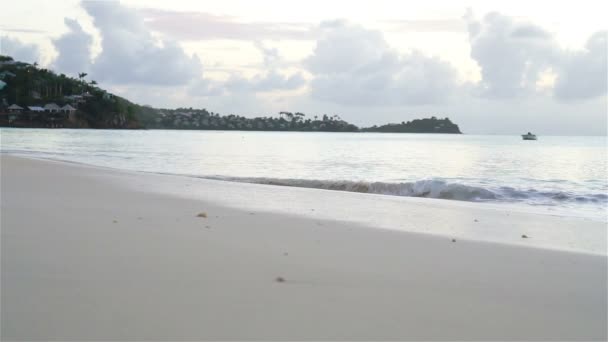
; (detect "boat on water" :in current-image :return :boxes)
[522,132,537,140]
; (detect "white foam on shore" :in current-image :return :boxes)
[3,153,606,254]
[111,168,607,255]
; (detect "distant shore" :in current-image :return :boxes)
[2,155,606,340]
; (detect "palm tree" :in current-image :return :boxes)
[77,72,88,93]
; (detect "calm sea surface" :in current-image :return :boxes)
[1,128,606,220]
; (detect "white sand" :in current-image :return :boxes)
[1,155,606,340]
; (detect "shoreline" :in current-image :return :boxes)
[1,155,607,339]
[3,147,607,222]
[3,152,607,255]
[0,125,463,133]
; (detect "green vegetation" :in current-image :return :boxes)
[150,110,358,132]
[0,55,141,128]
[1,55,461,133]
[361,117,461,134]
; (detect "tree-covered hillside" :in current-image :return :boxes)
[0,55,141,128]
[1,56,461,133]
[361,117,462,134]
[149,110,358,132]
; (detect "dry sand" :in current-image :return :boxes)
[1,155,606,340]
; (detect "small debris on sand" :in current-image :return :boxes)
[283,252,288,256]
[451,238,456,242]
[205,225,211,229]
[474,219,478,222]
[113,220,117,224]
[137,217,142,220]
[197,212,207,218]
[249,212,255,215]
[521,234,529,239]
[275,277,285,283]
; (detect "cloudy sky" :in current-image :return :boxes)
[1,0,606,134]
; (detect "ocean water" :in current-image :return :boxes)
[1,128,606,221]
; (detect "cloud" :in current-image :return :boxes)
[188,78,225,97]
[253,41,280,67]
[225,70,306,93]
[0,36,40,63]
[465,11,560,98]
[465,11,606,101]
[305,21,459,106]
[81,1,203,85]
[384,18,467,33]
[196,42,305,95]
[139,8,314,41]
[553,31,607,101]
[306,21,390,74]
[0,27,47,34]
[48,2,303,96]
[52,18,93,75]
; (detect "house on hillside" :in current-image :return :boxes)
[7,104,23,113]
[44,103,61,113]
[26,106,45,121]
[64,95,85,104]
[0,71,16,79]
[61,104,77,122]
[28,106,45,112]
[61,104,76,113]
[6,104,24,123]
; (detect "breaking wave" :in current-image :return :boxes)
[202,176,608,205]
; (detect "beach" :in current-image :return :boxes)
[1,154,606,340]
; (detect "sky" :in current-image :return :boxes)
[1,0,606,135]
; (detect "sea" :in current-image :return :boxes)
[1,128,606,222]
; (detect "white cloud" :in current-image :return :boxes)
[225,70,305,93]
[187,78,225,97]
[465,11,560,98]
[81,1,203,86]
[465,11,606,101]
[138,8,315,41]
[0,36,41,64]
[305,21,459,105]
[52,18,92,76]
[224,42,305,92]
[554,31,607,101]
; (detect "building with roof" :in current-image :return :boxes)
[8,104,23,113]
[64,94,85,104]
[0,71,16,79]
[44,103,61,113]
[28,106,45,112]
[61,104,78,122]
[60,104,77,113]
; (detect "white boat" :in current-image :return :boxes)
[522,132,537,140]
